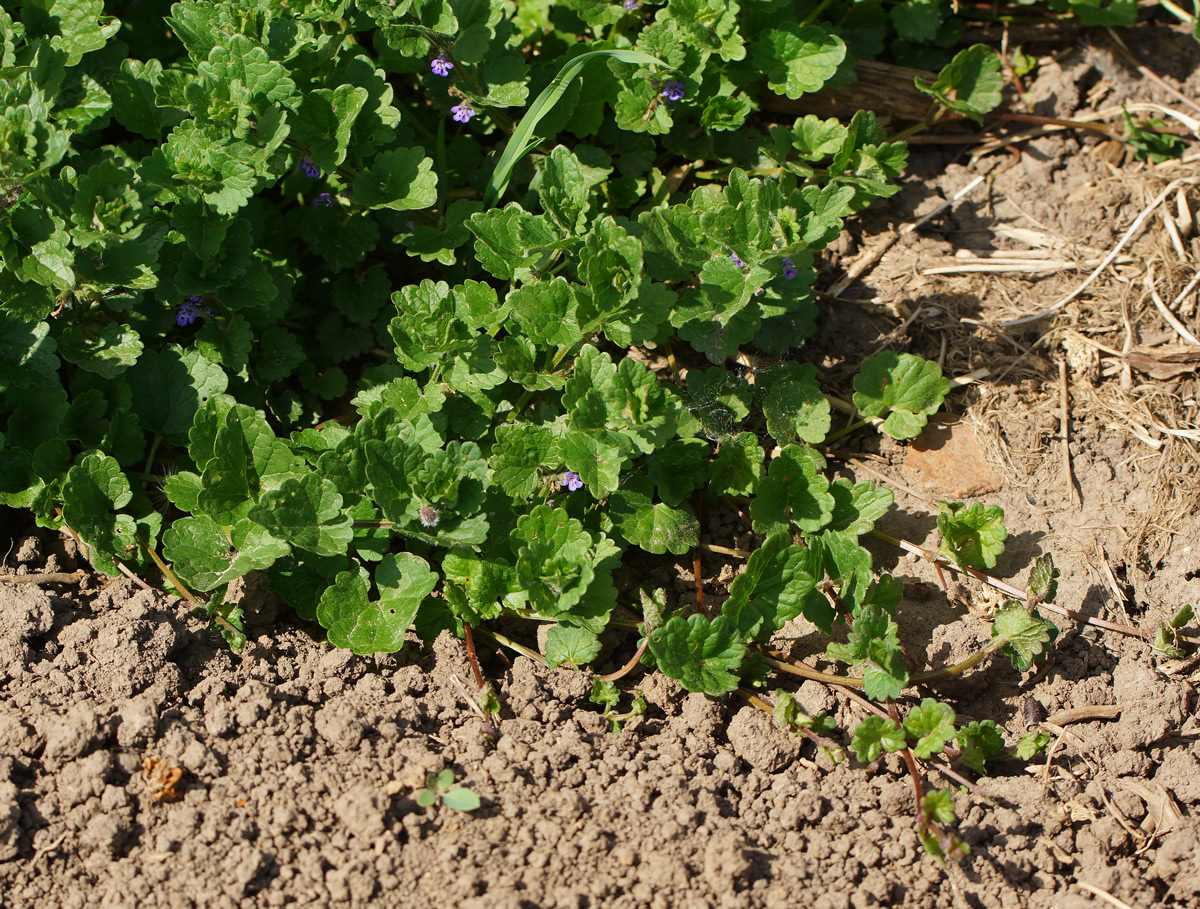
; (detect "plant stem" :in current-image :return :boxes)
[699,542,753,559]
[868,530,1159,642]
[909,640,1005,683]
[889,702,928,826]
[760,650,866,688]
[1154,0,1195,26]
[598,636,649,682]
[738,688,843,756]
[462,623,486,690]
[136,532,199,606]
[141,433,162,481]
[822,417,870,446]
[693,492,705,613]
[798,0,834,26]
[478,628,546,665]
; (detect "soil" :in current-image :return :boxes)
[4,20,1200,909]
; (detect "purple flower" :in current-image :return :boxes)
[622,0,640,8]
[661,81,685,102]
[430,55,454,77]
[175,296,203,327]
[301,157,320,179]
[312,192,334,208]
[451,102,475,123]
[730,252,746,268]
[563,471,583,492]
[782,256,797,280]
[418,505,440,528]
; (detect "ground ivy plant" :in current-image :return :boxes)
[1,0,1103,858]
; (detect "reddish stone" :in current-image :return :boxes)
[902,420,1002,498]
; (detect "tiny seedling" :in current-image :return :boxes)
[589,679,647,733]
[415,770,481,813]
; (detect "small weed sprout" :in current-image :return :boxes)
[416,769,481,813]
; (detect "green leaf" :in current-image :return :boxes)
[648,613,746,696]
[196,404,301,523]
[890,0,944,42]
[721,533,816,641]
[441,552,514,627]
[1151,603,1194,659]
[759,362,830,445]
[293,84,370,171]
[862,638,908,702]
[57,323,143,378]
[110,58,186,140]
[513,505,597,617]
[991,603,1056,672]
[198,35,297,103]
[128,346,229,443]
[922,789,957,826]
[247,473,353,557]
[466,204,561,281]
[538,145,590,233]
[506,278,583,348]
[852,351,950,440]
[936,501,1007,570]
[646,439,707,507]
[1067,0,1137,25]
[903,699,956,759]
[955,720,1006,775]
[914,45,1003,124]
[316,554,438,654]
[1027,553,1059,605]
[709,432,763,498]
[544,624,602,668]
[484,49,668,207]
[490,423,556,499]
[61,453,137,573]
[701,95,753,132]
[1012,731,1051,761]
[440,787,481,812]
[608,486,698,555]
[0,317,59,389]
[353,147,438,211]
[680,369,753,442]
[577,217,643,328]
[827,604,895,664]
[827,479,894,536]
[752,25,846,100]
[750,445,834,535]
[163,515,290,591]
[850,716,906,763]
[563,345,679,458]
[416,789,438,808]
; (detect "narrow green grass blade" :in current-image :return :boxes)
[483,49,668,208]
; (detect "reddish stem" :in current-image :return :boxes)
[693,493,705,613]
[462,624,486,691]
[598,636,650,683]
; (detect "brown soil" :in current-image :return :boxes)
[4,22,1200,909]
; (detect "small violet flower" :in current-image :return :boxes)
[730,252,746,268]
[418,505,440,528]
[782,256,797,280]
[622,0,640,9]
[451,101,475,124]
[301,157,320,179]
[430,55,454,77]
[563,471,584,492]
[661,81,685,102]
[175,296,203,327]
[312,192,334,208]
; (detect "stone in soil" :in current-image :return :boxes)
[901,419,1002,499]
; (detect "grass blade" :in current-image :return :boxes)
[483,49,669,208]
